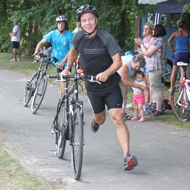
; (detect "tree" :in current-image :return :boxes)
[0,0,150,55]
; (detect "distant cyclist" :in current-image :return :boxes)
[61,5,138,171]
[34,15,73,96]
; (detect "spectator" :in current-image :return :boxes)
[130,71,147,122]
[139,22,155,103]
[118,54,146,120]
[72,22,81,34]
[168,19,190,92]
[9,19,21,62]
[62,4,138,171]
[135,24,167,117]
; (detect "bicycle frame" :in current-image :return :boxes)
[175,78,190,112]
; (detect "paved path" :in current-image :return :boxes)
[0,66,190,190]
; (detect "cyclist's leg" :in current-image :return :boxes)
[109,107,129,156]
[87,90,106,125]
[92,110,106,125]
[104,84,129,156]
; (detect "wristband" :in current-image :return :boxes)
[66,66,71,71]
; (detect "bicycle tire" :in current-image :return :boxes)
[31,75,47,114]
[70,106,83,180]
[171,83,190,121]
[23,72,38,107]
[161,59,172,87]
[55,98,67,159]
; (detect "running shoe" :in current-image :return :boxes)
[91,118,100,133]
[10,59,17,62]
[124,153,138,171]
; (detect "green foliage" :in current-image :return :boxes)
[0,0,154,54]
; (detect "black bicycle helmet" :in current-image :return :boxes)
[76,5,98,22]
[55,15,67,23]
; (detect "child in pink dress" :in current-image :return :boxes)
[131,71,147,122]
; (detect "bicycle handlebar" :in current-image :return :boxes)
[33,53,59,64]
[47,74,100,84]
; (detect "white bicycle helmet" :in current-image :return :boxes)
[55,15,67,23]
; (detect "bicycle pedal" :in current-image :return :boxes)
[48,150,58,157]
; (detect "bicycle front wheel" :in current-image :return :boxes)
[23,72,38,107]
[171,83,190,121]
[70,106,83,180]
[31,75,47,114]
[55,98,67,159]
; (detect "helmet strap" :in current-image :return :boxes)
[85,26,97,38]
[58,29,65,34]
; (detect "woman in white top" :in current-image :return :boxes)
[139,23,155,103]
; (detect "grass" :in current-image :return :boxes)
[0,52,190,132]
[0,143,53,190]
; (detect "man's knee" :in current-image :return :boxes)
[94,117,105,125]
[110,112,124,125]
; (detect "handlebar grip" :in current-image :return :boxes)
[87,75,96,80]
[50,57,59,63]
[48,74,60,78]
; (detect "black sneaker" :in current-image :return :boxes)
[124,113,131,120]
[124,153,138,171]
[91,118,100,133]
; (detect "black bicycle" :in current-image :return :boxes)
[48,74,98,180]
[23,54,59,114]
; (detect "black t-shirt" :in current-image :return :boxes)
[72,29,122,91]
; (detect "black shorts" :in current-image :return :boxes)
[12,41,19,49]
[87,84,124,114]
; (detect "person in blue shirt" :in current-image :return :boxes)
[168,19,190,92]
[34,15,73,96]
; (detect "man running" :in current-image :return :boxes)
[61,5,138,171]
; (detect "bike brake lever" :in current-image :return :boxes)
[53,79,61,84]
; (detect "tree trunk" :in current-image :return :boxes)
[2,0,7,16]
[24,23,34,56]
[117,11,126,49]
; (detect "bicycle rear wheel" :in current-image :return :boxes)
[70,106,83,180]
[171,83,190,121]
[23,72,38,107]
[31,75,47,114]
[55,98,67,159]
